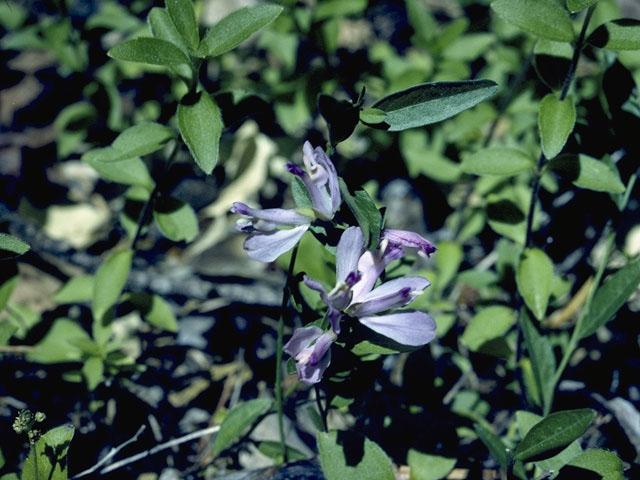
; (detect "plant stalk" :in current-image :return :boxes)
[275,244,299,463]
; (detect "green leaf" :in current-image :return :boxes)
[564,449,624,475]
[153,196,199,242]
[53,275,94,304]
[292,176,313,209]
[108,37,191,66]
[549,154,625,193]
[257,441,307,462]
[27,318,89,364]
[520,311,556,410]
[491,0,574,42]
[516,411,583,474]
[212,398,272,457]
[0,233,30,257]
[578,259,640,339]
[166,0,199,51]
[371,80,498,131]
[339,179,383,251]
[148,7,190,53]
[567,0,599,13]
[317,430,395,480]
[313,0,368,21]
[517,248,554,320]
[128,292,178,332]
[178,91,223,175]
[198,4,283,57]
[460,306,516,351]
[434,241,462,291]
[0,274,18,314]
[514,409,595,462]
[400,130,461,182]
[474,423,508,471]
[112,122,175,160]
[461,148,535,176]
[587,19,640,50]
[92,249,133,324]
[539,94,576,159]
[0,321,17,346]
[0,447,4,469]
[82,356,104,391]
[359,108,387,125]
[20,424,74,480]
[82,155,155,190]
[407,450,456,480]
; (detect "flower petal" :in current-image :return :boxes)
[304,275,344,333]
[284,325,323,357]
[310,144,341,214]
[353,277,431,316]
[358,311,436,346]
[381,229,436,258]
[336,226,365,283]
[243,224,309,262]
[231,202,312,226]
[297,347,331,384]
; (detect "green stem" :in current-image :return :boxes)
[560,6,596,101]
[314,384,328,432]
[32,443,39,480]
[275,244,299,463]
[543,223,615,416]
[130,141,180,251]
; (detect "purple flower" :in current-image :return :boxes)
[304,227,436,346]
[284,326,335,384]
[231,142,341,262]
[380,229,437,258]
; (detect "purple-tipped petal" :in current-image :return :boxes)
[358,311,436,346]
[243,225,309,262]
[352,277,431,316]
[304,275,344,333]
[350,244,404,301]
[311,145,341,214]
[284,325,323,357]
[297,348,331,384]
[336,227,365,283]
[286,163,305,176]
[231,202,312,226]
[381,229,437,258]
[309,332,334,365]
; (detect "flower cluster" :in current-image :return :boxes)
[232,142,436,384]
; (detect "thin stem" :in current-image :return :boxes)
[544,223,615,416]
[275,244,299,463]
[32,443,39,480]
[560,6,596,101]
[524,153,546,248]
[130,141,180,251]
[314,384,328,432]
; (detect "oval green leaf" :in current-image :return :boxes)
[539,94,576,159]
[108,37,191,66]
[549,154,625,193]
[102,122,175,161]
[359,108,386,125]
[517,248,554,321]
[338,179,382,251]
[461,306,516,351]
[53,275,94,304]
[153,196,199,242]
[461,147,535,176]
[198,4,283,57]
[317,430,395,480]
[166,0,199,51]
[93,249,133,324]
[514,408,595,462]
[178,91,223,175]
[578,259,640,339]
[128,292,178,332]
[82,356,104,391]
[371,80,498,131]
[567,0,599,13]
[20,424,74,480]
[407,450,456,480]
[587,19,640,51]
[491,0,574,42]
[520,311,556,409]
[212,398,272,457]
[0,233,30,257]
[148,7,190,53]
[27,318,89,364]
[565,449,624,475]
[82,155,155,190]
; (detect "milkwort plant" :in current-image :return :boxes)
[1,0,640,479]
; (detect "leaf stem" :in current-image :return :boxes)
[275,244,299,463]
[560,6,595,101]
